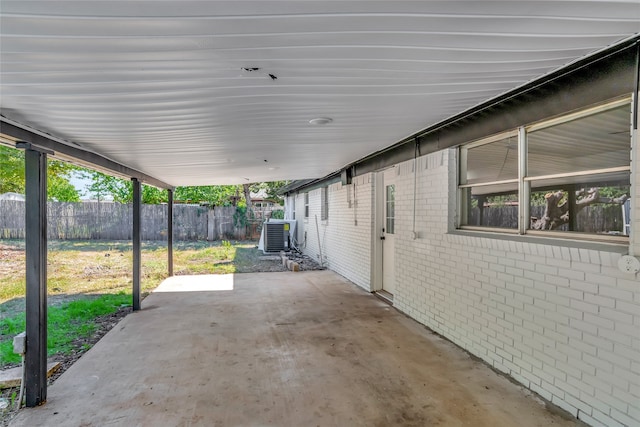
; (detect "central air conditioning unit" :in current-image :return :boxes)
[263,222,290,252]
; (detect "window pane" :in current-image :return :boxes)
[529,174,630,235]
[461,183,519,229]
[464,136,518,185]
[386,185,395,234]
[321,187,329,220]
[386,184,395,202]
[528,104,630,177]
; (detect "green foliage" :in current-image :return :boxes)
[48,173,81,202]
[87,171,245,206]
[142,186,168,204]
[598,185,630,199]
[86,172,125,201]
[233,206,248,228]
[530,185,630,207]
[1,146,289,207]
[485,194,518,207]
[0,145,24,194]
[86,171,167,204]
[0,340,15,365]
[250,181,289,205]
[174,185,238,206]
[0,145,81,201]
[270,209,284,219]
[0,293,131,366]
[530,191,549,207]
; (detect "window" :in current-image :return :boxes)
[291,197,295,220]
[386,184,395,234]
[459,132,519,230]
[459,98,631,240]
[304,192,309,218]
[321,187,329,220]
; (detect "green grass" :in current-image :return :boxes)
[0,239,272,368]
[0,240,258,304]
[0,279,24,303]
[0,293,131,366]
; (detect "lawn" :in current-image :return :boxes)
[0,239,280,367]
[0,292,131,366]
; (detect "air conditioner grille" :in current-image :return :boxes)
[264,223,286,252]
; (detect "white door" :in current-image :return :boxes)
[382,168,396,295]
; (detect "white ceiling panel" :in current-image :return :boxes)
[1,1,639,186]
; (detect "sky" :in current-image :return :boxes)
[68,171,95,200]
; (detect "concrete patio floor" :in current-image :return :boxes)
[11,271,582,427]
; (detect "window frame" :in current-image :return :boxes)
[385,184,395,234]
[291,196,295,220]
[458,130,520,232]
[304,192,309,219]
[457,97,632,244]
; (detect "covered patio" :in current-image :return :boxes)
[2,3,638,425]
[10,270,580,426]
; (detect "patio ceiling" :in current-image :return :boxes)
[1,1,638,186]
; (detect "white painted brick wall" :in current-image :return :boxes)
[287,148,640,427]
[388,149,639,427]
[290,175,374,290]
[286,143,640,426]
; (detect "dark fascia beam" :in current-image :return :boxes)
[285,35,639,194]
[283,174,341,196]
[356,35,639,176]
[0,118,173,190]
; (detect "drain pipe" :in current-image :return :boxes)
[13,332,26,410]
[315,215,324,267]
[411,138,419,240]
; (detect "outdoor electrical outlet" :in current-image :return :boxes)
[618,255,640,274]
[13,332,26,355]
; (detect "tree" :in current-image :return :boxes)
[86,172,167,204]
[0,145,24,194]
[174,185,238,206]
[0,145,81,201]
[48,174,81,202]
[87,171,246,206]
[248,181,289,205]
[530,187,629,230]
[243,184,253,213]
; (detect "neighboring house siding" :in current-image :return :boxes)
[287,148,639,427]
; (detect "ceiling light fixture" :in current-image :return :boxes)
[309,117,333,125]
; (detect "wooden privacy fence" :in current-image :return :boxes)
[0,201,250,241]
[470,204,626,233]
